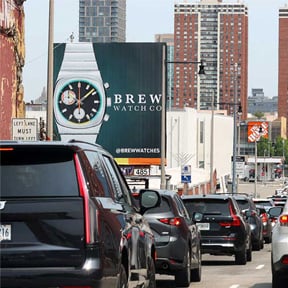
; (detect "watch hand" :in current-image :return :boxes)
[80,88,95,101]
[77,82,81,111]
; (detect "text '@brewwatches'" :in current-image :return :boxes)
[54,42,110,143]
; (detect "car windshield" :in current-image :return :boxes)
[1,146,79,197]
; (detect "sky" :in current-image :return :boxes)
[23,0,288,103]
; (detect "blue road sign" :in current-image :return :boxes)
[181,175,191,183]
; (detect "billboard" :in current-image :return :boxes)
[247,121,269,142]
[53,43,166,165]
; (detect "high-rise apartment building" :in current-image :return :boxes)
[155,34,175,110]
[79,0,126,43]
[278,4,288,126]
[174,0,248,118]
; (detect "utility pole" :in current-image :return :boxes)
[47,0,54,140]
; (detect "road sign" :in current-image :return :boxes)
[181,165,191,183]
[181,175,191,183]
[12,118,38,141]
[231,156,245,178]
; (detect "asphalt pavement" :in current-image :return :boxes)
[238,178,285,199]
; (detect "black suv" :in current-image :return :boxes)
[140,189,202,287]
[0,140,161,288]
[181,194,252,265]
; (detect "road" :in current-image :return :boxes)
[156,180,284,288]
[238,179,283,198]
[156,243,272,288]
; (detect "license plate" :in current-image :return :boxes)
[196,223,210,230]
[0,224,11,241]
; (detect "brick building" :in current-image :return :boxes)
[173,0,248,119]
[278,4,288,131]
[0,0,26,140]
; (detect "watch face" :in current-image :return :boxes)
[55,78,105,128]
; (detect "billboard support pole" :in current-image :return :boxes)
[160,45,167,189]
[47,0,54,140]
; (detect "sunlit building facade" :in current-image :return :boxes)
[278,4,288,132]
[79,0,126,43]
[174,0,248,119]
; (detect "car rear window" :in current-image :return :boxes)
[1,146,79,197]
[254,200,273,207]
[144,196,170,214]
[235,199,250,210]
[183,198,231,216]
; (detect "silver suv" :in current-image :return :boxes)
[269,204,288,288]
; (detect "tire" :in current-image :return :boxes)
[191,248,201,282]
[265,234,272,244]
[272,273,286,288]
[175,249,191,287]
[252,239,261,251]
[117,264,128,288]
[246,239,252,262]
[147,257,156,288]
[235,246,247,265]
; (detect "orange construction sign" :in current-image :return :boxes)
[247,121,269,142]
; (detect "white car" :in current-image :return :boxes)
[269,203,288,288]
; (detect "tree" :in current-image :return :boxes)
[253,111,265,119]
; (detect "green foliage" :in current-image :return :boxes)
[253,111,265,119]
[257,136,287,163]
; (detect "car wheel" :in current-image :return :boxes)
[235,246,247,265]
[175,249,191,287]
[265,234,272,244]
[191,248,201,282]
[272,273,286,288]
[117,264,128,288]
[147,257,156,288]
[246,239,252,262]
[252,239,261,251]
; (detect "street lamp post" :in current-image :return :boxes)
[254,126,263,198]
[254,139,258,198]
[210,90,215,193]
[232,63,238,195]
[161,59,205,189]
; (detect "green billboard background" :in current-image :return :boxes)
[54,43,166,164]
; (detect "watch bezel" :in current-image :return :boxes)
[54,77,106,129]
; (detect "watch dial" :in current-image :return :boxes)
[57,80,102,124]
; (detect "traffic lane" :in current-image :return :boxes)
[156,244,272,288]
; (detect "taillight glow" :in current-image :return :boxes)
[221,204,241,227]
[0,147,14,151]
[74,154,91,244]
[159,217,181,226]
[281,255,288,265]
[279,215,288,225]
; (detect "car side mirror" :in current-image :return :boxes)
[138,189,161,214]
[269,206,283,218]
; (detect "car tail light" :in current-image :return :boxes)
[159,217,181,226]
[74,154,91,244]
[279,215,288,226]
[0,147,14,151]
[260,213,268,224]
[281,255,288,264]
[220,204,241,227]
